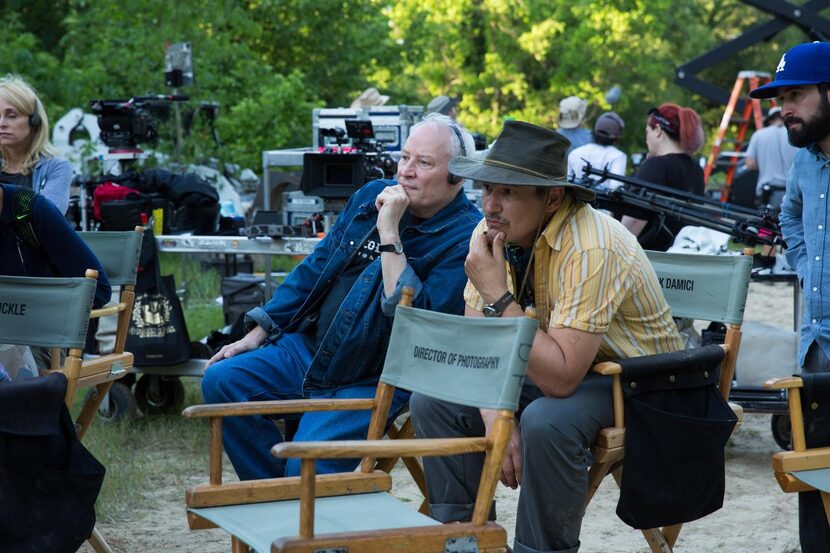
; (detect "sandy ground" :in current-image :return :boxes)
[80,281,803,553]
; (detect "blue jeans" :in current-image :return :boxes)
[201,333,410,480]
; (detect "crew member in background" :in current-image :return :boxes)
[411,121,682,553]
[0,75,72,214]
[349,86,389,109]
[556,96,592,154]
[202,114,481,481]
[0,183,111,373]
[426,95,458,120]
[620,103,705,251]
[745,106,796,208]
[750,40,830,553]
[567,111,627,189]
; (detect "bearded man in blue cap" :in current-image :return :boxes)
[750,41,830,552]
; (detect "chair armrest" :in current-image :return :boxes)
[592,345,730,378]
[182,397,375,418]
[764,377,804,390]
[272,437,490,459]
[591,362,621,376]
[89,302,128,319]
[773,446,830,473]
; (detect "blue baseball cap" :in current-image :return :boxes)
[750,42,830,99]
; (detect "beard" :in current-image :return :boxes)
[786,93,830,148]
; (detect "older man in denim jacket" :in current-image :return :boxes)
[751,41,830,553]
[202,114,481,480]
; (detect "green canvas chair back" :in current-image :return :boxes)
[645,251,752,325]
[380,305,537,411]
[79,230,143,286]
[0,275,96,349]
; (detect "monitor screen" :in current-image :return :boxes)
[345,119,374,140]
[301,153,365,198]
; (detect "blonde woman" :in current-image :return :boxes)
[0,75,71,214]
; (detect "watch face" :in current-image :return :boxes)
[482,305,499,317]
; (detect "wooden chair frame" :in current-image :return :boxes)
[74,227,144,441]
[23,269,99,407]
[584,249,753,552]
[60,227,142,553]
[183,290,534,552]
[765,376,830,526]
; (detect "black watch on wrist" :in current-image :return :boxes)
[482,291,514,318]
[378,240,404,254]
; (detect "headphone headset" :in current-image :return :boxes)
[28,98,41,128]
[447,121,467,185]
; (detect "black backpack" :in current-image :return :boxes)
[6,187,59,275]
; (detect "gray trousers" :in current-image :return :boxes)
[411,373,613,553]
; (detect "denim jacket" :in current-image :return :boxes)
[245,179,482,390]
[780,144,830,366]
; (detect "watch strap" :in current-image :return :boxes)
[484,291,514,316]
[378,240,403,254]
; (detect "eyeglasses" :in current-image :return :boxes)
[648,108,678,136]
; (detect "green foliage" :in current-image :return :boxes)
[2,0,828,176]
[382,0,822,156]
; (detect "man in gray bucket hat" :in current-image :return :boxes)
[411,120,682,553]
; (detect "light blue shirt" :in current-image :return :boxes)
[780,144,830,366]
[556,127,592,154]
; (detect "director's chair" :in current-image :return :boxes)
[586,250,753,552]
[0,270,112,551]
[76,227,143,436]
[765,373,830,547]
[183,289,537,552]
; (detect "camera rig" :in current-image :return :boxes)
[90,94,189,150]
[316,120,397,180]
[301,120,398,200]
[579,164,782,247]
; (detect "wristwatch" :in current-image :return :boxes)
[378,240,404,254]
[482,292,515,318]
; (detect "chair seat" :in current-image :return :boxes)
[189,491,440,553]
[793,468,830,493]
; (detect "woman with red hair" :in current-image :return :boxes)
[621,102,705,251]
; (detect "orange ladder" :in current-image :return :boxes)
[703,70,772,201]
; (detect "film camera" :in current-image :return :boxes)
[302,120,397,198]
[90,94,189,150]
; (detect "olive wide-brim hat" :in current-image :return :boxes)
[448,120,595,202]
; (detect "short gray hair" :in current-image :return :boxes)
[410,113,475,159]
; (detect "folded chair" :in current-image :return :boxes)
[0,270,111,551]
[586,250,753,552]
[77,227,144,433]
[765,373,830,547]
[183,288,537,553]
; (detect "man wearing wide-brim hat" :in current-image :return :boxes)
[411,120,683,553]
[750,40,830,553]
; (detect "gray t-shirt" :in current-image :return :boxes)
[745,125,797,195]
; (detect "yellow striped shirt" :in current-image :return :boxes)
[464,195,682,362]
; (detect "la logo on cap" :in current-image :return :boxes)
[776,53,786,73]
